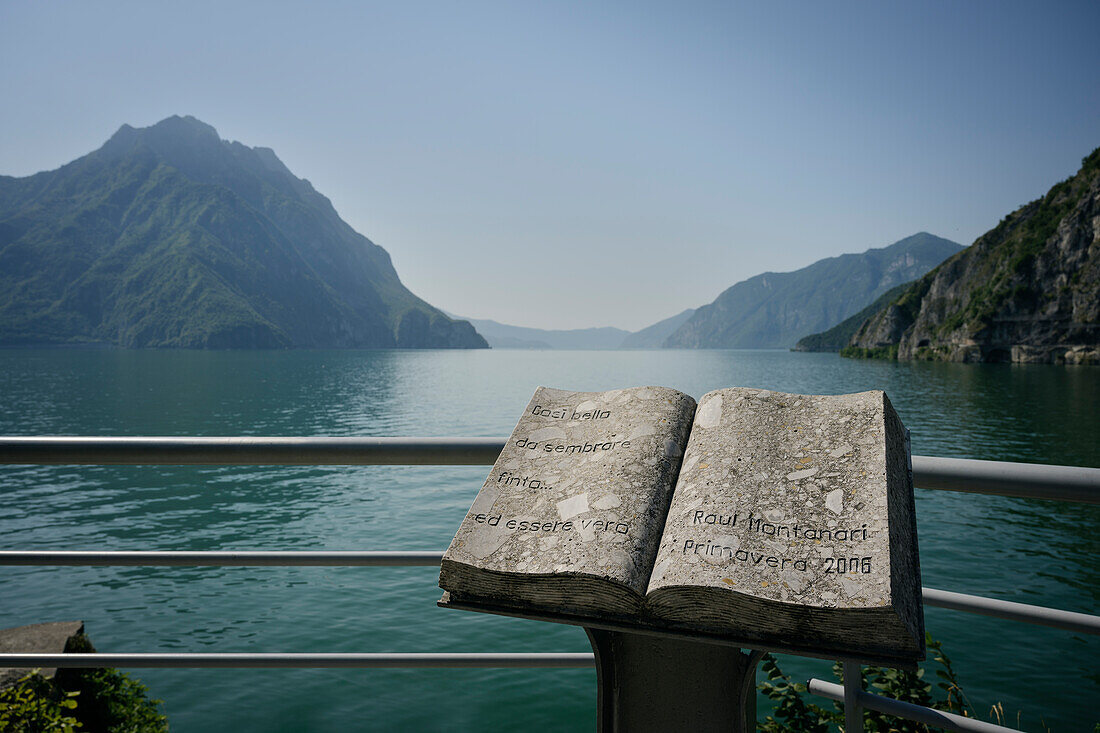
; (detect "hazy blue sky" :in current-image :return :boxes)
[2,1,1098,330]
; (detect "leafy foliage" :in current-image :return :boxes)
[0,672,80,733]
[57,668,168,733]
[0,634,168,732]
[0,665,167,733]
[758,633,974,732]
[49,633,168,733]
[757,655,833,732]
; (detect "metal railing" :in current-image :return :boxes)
[2,436,1097,503]
[2,436,1098,732]
[0,552,1096,637]
[0,652,594,669]
[812,677,1017,733]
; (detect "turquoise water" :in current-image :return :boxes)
[0,348,1097,731]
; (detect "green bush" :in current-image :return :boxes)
[0,638,167,733]
[56,668,167,733]
[51,634,168,733]
[758,633,971,732]
[0,672,80,733]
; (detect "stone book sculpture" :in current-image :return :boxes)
[439,385,924,663]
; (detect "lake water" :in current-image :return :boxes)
[0,348,1097,731]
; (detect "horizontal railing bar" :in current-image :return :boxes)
[1,437,1096,503]
[0,437,504,466]
[808,677,1020,732]
[1,550,1095,635]
[0,551,445,567]
[920,587,1100,635]
[910,455,1099,504]
[0,652,595,669]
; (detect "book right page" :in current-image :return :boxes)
[645,387,917,633]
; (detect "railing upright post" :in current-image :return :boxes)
[843,660,863,732]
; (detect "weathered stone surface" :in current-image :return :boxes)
[0,621,85,688]
[646,388,923,658]
[441,385,924,661]
[440,386,696,616]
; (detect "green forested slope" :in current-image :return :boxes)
[0,116,486,348]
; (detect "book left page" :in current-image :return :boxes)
[440,385,696,618]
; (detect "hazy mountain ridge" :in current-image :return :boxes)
[0,115,487,349]
[663,233,964,349]
[453,236,961,350]
[453,316,630,349]
[619,308,695,348]
[793,284,910,352]
[845,149,1100,364]
[449,309,696,349]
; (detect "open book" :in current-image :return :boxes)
[439,385,924,663]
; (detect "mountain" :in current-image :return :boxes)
[618,308,695,348]
[844,149,1100,364]
[0,115,487,349]
[485,334,553,349]
[455,310,696,349]
[663,233,964,349]
[455,316,629,349]
[793,284,909,352]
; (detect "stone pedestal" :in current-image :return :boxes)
[587,628,763,733]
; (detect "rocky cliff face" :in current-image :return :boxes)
[847,149,1100,365]
[0,115,488,349]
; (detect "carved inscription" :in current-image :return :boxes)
[648,388,900,610]
[680,510,873,573]
[443,386,696,595]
